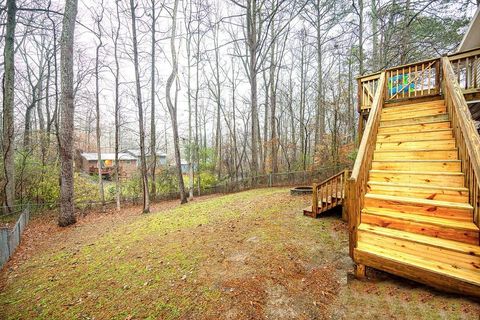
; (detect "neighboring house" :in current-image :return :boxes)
[123,149,167,167]
[78,152,137,178]
[179,159,197,174]
[181,160,190,174]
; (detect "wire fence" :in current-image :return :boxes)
[0,165,349,217]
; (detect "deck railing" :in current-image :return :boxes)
[385,58,440,101]
[442,57,480,229]
[448,48,480,94]
[312,169,349,216]
[358,73,381,112]
[347,72,386,258]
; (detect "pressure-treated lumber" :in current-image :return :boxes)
[367,181,469,202]
[361,208,478,244]
[376,139,455,151]
[376,129,453,142]
[352,62,480,298]
[371,160,461,172]
[354,249,480,297]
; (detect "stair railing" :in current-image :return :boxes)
[347,72,386,258]
[442,57,480,230]
[312,169,350,215]
[447,48,480,94]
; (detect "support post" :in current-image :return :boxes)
[312,183,318,216]
[355,263,366,279]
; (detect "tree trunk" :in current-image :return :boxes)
[114,0,121,211]
[150,0,157,201]
[186,2,194,199]
[166,0,187,204]
[247,0,259,178]
[2,0,16,214]
[94,6,105,211]
[314,0,324,161]
[129,0,150,213]
[358,0,364,75]
[269,8,278,174]
[58,0,79,227]
[371,0,378,70]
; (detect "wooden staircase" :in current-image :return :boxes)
[349,57,480,298]
[355,99,480,295]
[303,169,349,218]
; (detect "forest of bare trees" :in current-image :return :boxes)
[0,0,477,225]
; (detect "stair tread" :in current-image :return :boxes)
[373,160,461,163]
[383,99,444,109]
[368,180,468,192]
[358,223,480,257]
[362,207,478,231]
[381,113,448,123]
[365,193,473,210]
[380,119,450,129]
[355,246,480,286]
[377,128,452,136]
[369,169,463,176]
[377,137,454,141]
[374,148,457,153]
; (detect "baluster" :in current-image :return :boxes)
[466,57,470,89]
[414,64,418,96]
[421,63,424,95]
[427,65,431,94]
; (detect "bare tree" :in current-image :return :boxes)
[129,0,150,213]
[166,0,188,204]
[2,0,16,214]
[58,0,79,227]
[149,0,160,200]
[93,2,105,211]
[112,0,122,211]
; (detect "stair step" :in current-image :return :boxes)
[380,114,449,127]
[376,139,455,151]
[367,181,469,202]
[364,193,473,221]
[378,121,450,134]
[371,160,461,172]
[373,149,458,161]
[383,100,445,113]
[368,170,464,187]
[355,243,480,287]
[358,223,480,257]
[376,129,453,142]
[381,106,447,121]
[303,206,314,216]
[361,208,479,244]
[358,228,480,278]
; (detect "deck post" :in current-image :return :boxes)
[312,183,318,216]
[355,263,366,279]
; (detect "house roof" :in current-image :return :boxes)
[123,149,167,157]
[81,152,137,161]
[458,7,480,52]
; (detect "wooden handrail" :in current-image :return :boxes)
[351,72,386,180]
[442,57,480,228]
[314,169,348,191]
[447,47,480,61]
[348,72,386,258]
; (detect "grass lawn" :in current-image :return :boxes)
[0,188,479,319]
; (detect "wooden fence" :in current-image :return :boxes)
[0,209,30,268]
